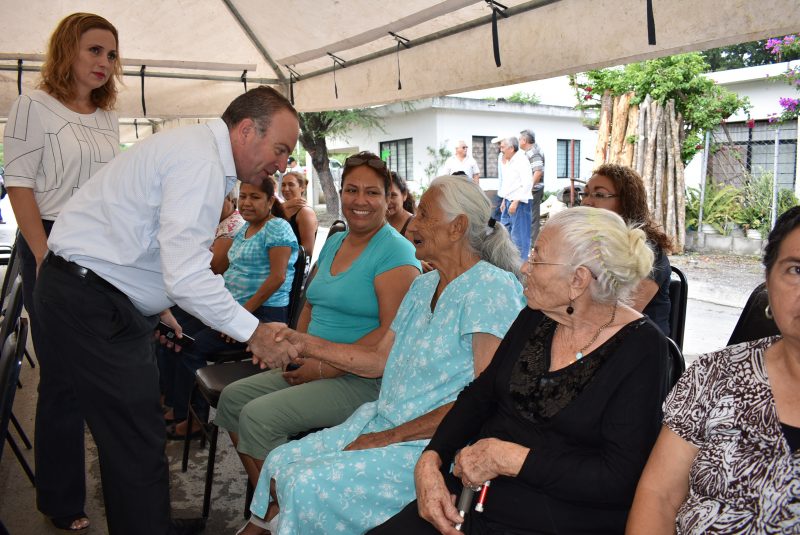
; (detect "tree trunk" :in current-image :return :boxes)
[653,105,666,224]
[622,103,638,168]
[298,114,340,216]
[673,112,686,253]
[303,139,340,216]
[609,93,631,164]
[664,100,676,245]
[642,97,662,212]
[635,95,651,176]
[595,90,613,165]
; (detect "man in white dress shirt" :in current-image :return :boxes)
[497,136,533,260]
[440,139,480,184]
[34,86,299,535]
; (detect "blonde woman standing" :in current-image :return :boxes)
[3,13,121,532]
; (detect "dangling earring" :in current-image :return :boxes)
[566,299,574,315]
[765,304,773,320]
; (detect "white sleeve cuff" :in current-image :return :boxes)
[219,306,261,342]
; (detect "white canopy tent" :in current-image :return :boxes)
[1,0,799,121]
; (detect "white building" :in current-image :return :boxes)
[685,61,800,196]
[326,96,598,195]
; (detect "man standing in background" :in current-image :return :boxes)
[520,129,544,246]
[441,139,480,185]
[498,136,533,260]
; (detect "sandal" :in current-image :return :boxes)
[50,512,90,532]
[235,514,273,535]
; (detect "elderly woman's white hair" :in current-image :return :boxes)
[544,206,654,304]
[429,175,521,277]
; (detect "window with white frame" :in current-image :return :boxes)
[380,138,413,180]
[557,139,581,178]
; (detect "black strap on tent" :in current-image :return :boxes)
[327,53,346,99]
[241,70,248,92]
[646,0,656,45]
[285,65,300,105]
[485,0,508,68]
[134,118,139,139]
[140,65,147,117]
[389,32,410,90]
[17,59,23,95]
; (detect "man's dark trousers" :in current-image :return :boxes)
[34,258,172,535]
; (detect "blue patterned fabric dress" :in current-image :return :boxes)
[251,260,526,534]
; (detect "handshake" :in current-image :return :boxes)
[246,322,306,369]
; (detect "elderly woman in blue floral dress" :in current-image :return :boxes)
[238,175,527,535]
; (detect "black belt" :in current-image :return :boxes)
[44,254,122,294]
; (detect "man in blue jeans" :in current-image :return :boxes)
[497,136,533,260]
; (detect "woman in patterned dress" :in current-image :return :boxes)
[628,206,800,534]
[373,206,670,535]
[3,13,122,532]
[238,175,527,535]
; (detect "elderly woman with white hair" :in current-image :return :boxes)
[237,175,527,535]
[372,206,670,535]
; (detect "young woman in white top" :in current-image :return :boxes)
[2,13,122,532]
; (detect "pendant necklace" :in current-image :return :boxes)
[572,303,618,362]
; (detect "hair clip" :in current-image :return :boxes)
[485,217,497,236]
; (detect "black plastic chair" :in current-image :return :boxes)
[181,248,310,519]
[1,240,35,370]
[668,266,688,351]
[2,319,32,489]
[327,219,347,241]
[727,282,779,346]
[665,336,686,393]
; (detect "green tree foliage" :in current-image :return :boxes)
[298,110,383,215]
[579,54,749,163]
[701,38,800,71]
[505,91,541,105]
[483,91,541,105]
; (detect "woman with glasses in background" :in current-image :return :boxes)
[216,151,420,498]
[372,207,669,535]
[581,164,673,335]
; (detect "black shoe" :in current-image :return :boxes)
[169,517,206,535]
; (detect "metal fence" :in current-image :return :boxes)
[708,119,797,190]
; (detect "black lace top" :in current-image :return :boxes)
[510,316,647,422]
[426,307,668,534]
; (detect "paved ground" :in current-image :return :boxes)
[670,253,764,365]
[0,204,766,534]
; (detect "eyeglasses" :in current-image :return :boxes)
[345,153,388,172]
[526,258,598,279]
[583,192,619,200]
